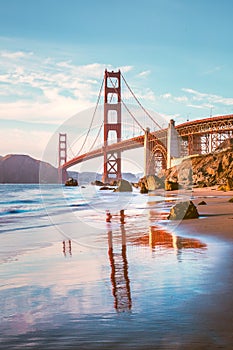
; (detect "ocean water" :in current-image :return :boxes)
[0,184,232,349]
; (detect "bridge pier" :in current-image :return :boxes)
[144,127,150,176]
[167,119,181,168]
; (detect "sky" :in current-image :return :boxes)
[0,0,233,167]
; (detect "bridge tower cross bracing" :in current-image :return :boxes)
[102,70,122,183]
[58,133,68,183]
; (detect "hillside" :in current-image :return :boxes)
[166,147,233,189]
[0,154,58,183]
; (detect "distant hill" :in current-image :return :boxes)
[0,154,58,183]
[0,154,141,184]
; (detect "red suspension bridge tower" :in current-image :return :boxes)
[102,70,122,183]
[58,133,68,183]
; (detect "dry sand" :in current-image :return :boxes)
[175,187,233,240]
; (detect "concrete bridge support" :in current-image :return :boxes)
[144,127,151,176]
[167,119,181,169]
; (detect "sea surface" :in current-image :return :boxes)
[0,184,232,349]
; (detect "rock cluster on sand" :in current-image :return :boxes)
[168,201,199,220]
[166,148,233,190]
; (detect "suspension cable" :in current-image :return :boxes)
[67,139,76,158]
[89,121,104,151]
[76,77,104,156]
[121,72,162,130]
[106,71,145,132]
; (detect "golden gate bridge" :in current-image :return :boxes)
[58,69,233,182]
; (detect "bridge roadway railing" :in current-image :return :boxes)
[176,114,233,136]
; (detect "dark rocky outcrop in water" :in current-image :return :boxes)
[65,177,78,186]
[0,154,58,183]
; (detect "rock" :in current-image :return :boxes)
[198,200,207,205]
[217,185,227,191]
[109,180,118,186]
[225,178,233,191]
[91,180,104,186]
[217,178,233,191]
[99,186,113,190]
[139,175,164,191]
[168,201,199,220]
[114,179,133,192]
[166,146,233,189]
[65,177,78,186]
[165,180,179,191]
[140,182,148,194]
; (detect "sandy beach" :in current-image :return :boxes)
[178,187,233,240]
[0,185,233,349]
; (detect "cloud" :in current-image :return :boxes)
[0,51,134,124]
[137,70,151,78]
[202,66,222,75]
[183,88,233,107]
[0,50,33,59]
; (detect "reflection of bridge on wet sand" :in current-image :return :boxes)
[61,218,207,313]
[105,213,207,313]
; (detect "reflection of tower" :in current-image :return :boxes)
[63,240,72,257]
[108,226,132,312]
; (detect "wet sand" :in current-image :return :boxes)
[172,187,233,349]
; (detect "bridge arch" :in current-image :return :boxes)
[148,142,167,175]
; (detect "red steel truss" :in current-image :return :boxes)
[102,70,122,183]
[176,114,233,155]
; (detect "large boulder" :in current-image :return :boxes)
[168,201,199,220]
[140,182,148,194]
[114,179,133,192]
[139,175,164,191]
[165,180,179,191]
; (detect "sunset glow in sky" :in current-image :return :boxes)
[0,0,233,161]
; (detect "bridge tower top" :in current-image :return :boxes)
[102,70,122,183]
[58,133,67,167]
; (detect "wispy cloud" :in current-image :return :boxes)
[202,65,223,75]
[183,88,233,107]
[0,50,33,59]
[137,70,151,78]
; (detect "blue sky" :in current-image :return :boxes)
[0,0,233,163]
